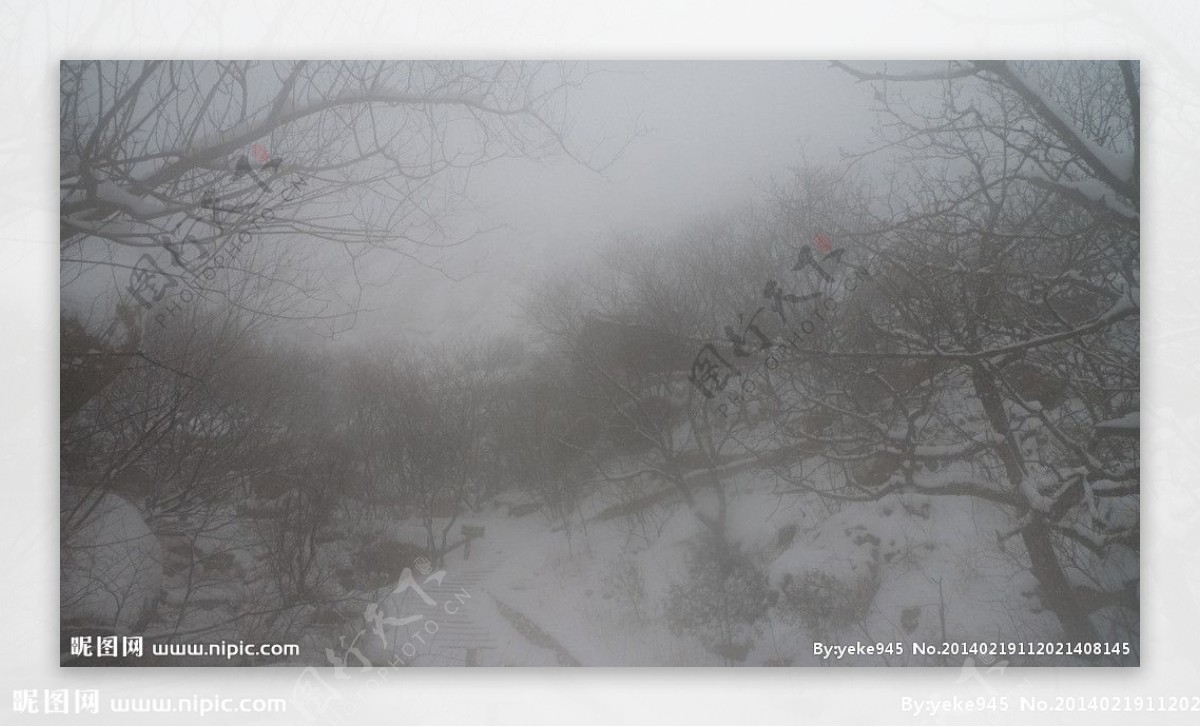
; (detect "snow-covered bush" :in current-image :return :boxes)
[776,567,880,637]
[62,491,162,633]
[602,550,647,621]
[770,531,882,639]
[664,532,772,665]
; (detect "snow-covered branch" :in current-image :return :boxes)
[974,60,1138,205]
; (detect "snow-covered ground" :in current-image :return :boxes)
[320,460,1121,667]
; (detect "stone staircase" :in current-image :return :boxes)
[360,564,496,667]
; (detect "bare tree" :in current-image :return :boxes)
[59,61,622,657]
[524,236,754,542]
[762,61,1139,646]
[61,61,610,332]
[494,362,594,554]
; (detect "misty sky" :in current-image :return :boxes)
[348,61,880,346]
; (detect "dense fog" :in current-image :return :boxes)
[60,60,1139,667]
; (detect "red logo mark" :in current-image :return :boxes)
[813,233,833,254]
[250,143,269,163]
